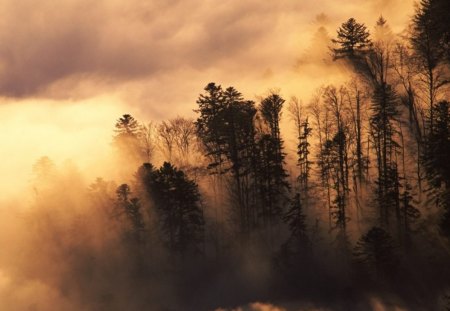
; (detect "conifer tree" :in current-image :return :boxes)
[115,184,146,245]
[136,162,205,254]
[257,93,290,224]
[332,18,371,58]
[423,101,450,236]
[354,226,398,279]
[114,114,144,163]
[195,83,258,235]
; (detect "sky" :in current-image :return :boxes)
[0,0,416,196]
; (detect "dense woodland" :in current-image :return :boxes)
[22,0,450,310]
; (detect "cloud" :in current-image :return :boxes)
[0,0,416,194]
[0,0,290,97]
[0,0,414,99]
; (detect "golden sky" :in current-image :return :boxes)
[0,0,415,196]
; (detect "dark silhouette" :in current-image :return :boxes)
[332,18,371,58]
[136,162,205,255]
[353,226,398,279]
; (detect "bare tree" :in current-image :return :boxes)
[139,122,156,163]
[158,121,176,162]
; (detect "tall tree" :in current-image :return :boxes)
[257,93,290,225]
[297,117,313,201]
[137,162,205,255]
[422,101,450,237]
[115,184,146,245]
[332,18,371,58]
[310,93,334,228]
[114,114,144,163]
[393,43,424,193]
[411,0,449,135]
[158,121,176,162]
[195,83,258,235]
[370,83,401,228]
[333,18,403,231]
[282,193,310,255]
[138,122,156,163]
[322,86,350,233]
[170,117,197,167]
[354,226,398,279]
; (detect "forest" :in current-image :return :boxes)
[2,0,450,310]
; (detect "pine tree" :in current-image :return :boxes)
[282,193,309,251]
[332,18,371,58]
[422,101,450,237]
[411,0,449,135]
[115,184,146,245]
[136,162,205,254]
[114,114,144,163]
[354,226,398,279]
[370,83,400,227]
[298,117,313,201]
[257,93,290,224]
[322,86,350,232]
[195,83,258,235]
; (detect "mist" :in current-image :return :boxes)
[2,0,450,310]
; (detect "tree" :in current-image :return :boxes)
[31,156,57,195]
[411,0,449,135]
[195,83,259,235]
[138,122,156,163]
[297,117,313,200]
[309,92,334,229]
[333,18,403,230]
[158,120,176,162]
[260,93,284,143]
[88,178,116,216]
[194,83,226,175]
[332,18,371,58]
[354,226,398,279]
[322,85,350,233]
[257,93,290,224]
[321,130,349,231]
[433,0,450,63]
[256,133,289,224]
[156,117,197,167]
[393,43,424,192]
[297,26,332,66]
[115,184,146,245]
[422,101,450,237]
[282,193,309,251]
[370,83,401,227]
[400,180,420,248]
[170,117,197,166]
[345,79,368,188]
[114,114,143,163]
[137,162,205,255]
[288,97,313,200]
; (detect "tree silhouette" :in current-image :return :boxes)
[411,0,449,135]
[115,184,146,245]
[195,83,258,235]
[114,114,144,163]
[423,101,450,236]
[354,226,398,279]
[297,117,313,201]
[282,193,309,251]
[137,162,204,255]
[322,85,350,232]
[332,18,371,58]
[370,83,400,227]
[257,93,290,225]
[138,122,156,163]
